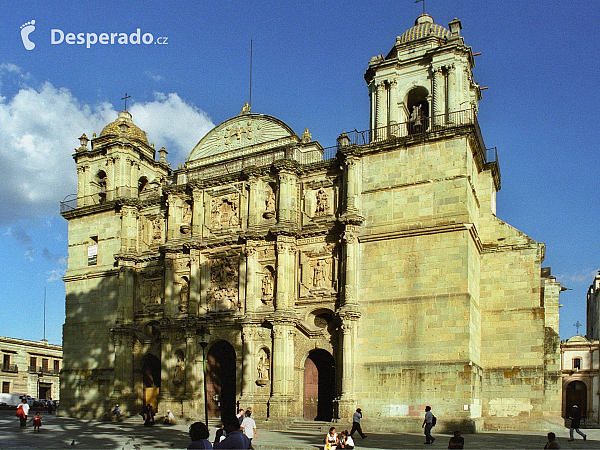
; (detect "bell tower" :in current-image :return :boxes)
[364,14,482,138]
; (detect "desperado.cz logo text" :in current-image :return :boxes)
[51,28,168,48]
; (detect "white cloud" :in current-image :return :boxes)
[556,269,599,286]
[0,67,214,225]
[129,92,214,163]
[46,269,65,282]
[144,71,163,82]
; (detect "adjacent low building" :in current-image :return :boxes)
[0,336,62,401]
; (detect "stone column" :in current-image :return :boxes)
[241,324,258,397]
[189,249,200,316]
[433,67,445,126]
[447,64,458,120]
[343,156,359,215]
[341,227,359,307]
[275,236,296,311]
[77,166,85,205]
[192,189,204,237]
[117,263,135,323]
[335,311,360,419]
[277,169,297,225]
[369,82,377,135]
[245,244,259,313]
[375,82,387,139]
[185,333,196,395]
[388,80,399,134]
[167,194,178,240]
[269,319,295,419]
[159,332,172,402]
[164,254,176,317]
[199,252,208,314]
[247,177,260,228]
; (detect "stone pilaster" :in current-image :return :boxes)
[117,264,135,324]
[269,319,296,418]
[342,156,359,215]
[388,80,399,128]
[335,310,361,418]
[447,64,458,116]
[164,254,176,317]
[167,194,177,240]
[433,67,445,126]
[275,236,296,311]
[375,81,387,138]
[120,205,137,252]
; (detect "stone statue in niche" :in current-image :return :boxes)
[256,349,270,384]
[211,194,239,229]
[314,189,329,216]
[261,269,274,304]
[207,257,239,311]
[264,190,276,219]
[178,277,189,313]
[182,202,192,224]
[173,354,185,386]
[313,260,328,287]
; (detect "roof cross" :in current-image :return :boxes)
[415,0,426,15]
[121,93,131,111]
[574,320,582,335]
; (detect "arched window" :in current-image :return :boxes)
[573,357,582,370]
[138,176,148,195]
[96,170,107,203]
[407,87,429,135]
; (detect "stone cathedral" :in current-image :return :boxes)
[60,14,562,431]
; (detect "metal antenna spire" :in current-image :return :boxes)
[121,93,131,110]
[249,39,253,110]
[415,0,426,15]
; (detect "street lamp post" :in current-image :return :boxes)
[196,327,210,426]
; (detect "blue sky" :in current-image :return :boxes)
[0,0,598,345]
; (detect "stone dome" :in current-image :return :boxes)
[100,110,148,144]
[398,14,449,44]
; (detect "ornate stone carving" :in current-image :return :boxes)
[314,188,329,216]
[181,202,192,234]
[207,256,239,311]
[313,259,330,288]
[172,352,185,387]
[211,193,239,229]
[152,218,163,242]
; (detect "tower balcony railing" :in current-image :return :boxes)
[339,109,479,147]
[60,185,162,213]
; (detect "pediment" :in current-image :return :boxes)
[187,114,299,164]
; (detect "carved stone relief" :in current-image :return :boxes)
[314,188,329,216]
[207,256,240,311]
[210,193,239,229]
[181,201,192,234]
[151,218,164,242]
[172,350,185,388]
[299,244,337,298]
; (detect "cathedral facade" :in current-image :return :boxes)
[60,15,562,431]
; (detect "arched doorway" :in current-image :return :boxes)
[303,349,335,421]
[206,340,236,419]
[566,381,587,416]
[141,354,161,411]
[407,87,429,134]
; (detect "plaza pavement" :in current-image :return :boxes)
[1,409,599,449]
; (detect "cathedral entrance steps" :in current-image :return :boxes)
[287,420,332,433]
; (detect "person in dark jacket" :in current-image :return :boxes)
[568,405,586,441]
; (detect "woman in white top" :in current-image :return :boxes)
[340,430,354,449]
[324,426,339,450]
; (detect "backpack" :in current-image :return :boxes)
[432,415,437,427]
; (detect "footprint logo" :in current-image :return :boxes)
[20,20,36,50]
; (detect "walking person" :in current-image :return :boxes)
[32,412,42,432]
[422,405,435,444]
[568,405,586,441]
[241,409,257,448]
[350,408,367,439]
[17,398,30,428]
[214,415,251,449]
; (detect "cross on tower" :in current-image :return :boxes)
[574,320,582,335]
[121,93,131,111]
[415,0,426,15]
